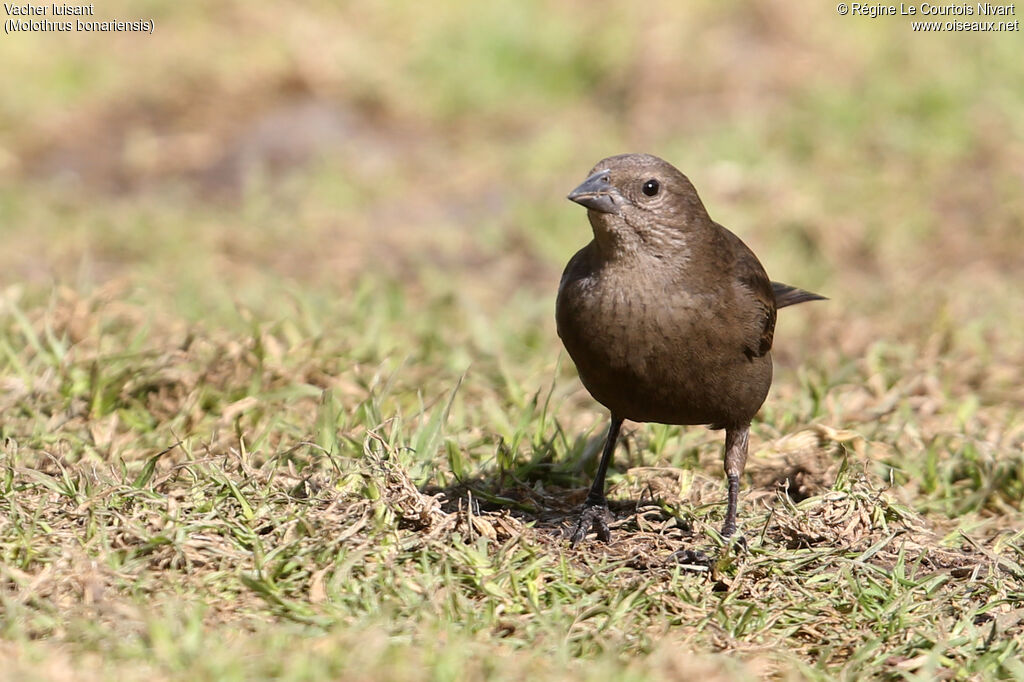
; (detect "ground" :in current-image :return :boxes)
[0,1,1023,680]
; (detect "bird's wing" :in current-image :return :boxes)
[717,226,777,358]
[736,252,777,358]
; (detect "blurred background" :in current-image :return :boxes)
[0,0,1021,500]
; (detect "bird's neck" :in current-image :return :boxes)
[589,215,698,269]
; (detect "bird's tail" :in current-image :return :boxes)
[772,281,827,308]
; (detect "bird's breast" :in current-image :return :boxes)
[556,266,771,426]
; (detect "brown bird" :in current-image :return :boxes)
[556,153,824,545]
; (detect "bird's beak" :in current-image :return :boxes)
[567,170,618,214]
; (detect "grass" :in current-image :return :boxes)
[1,1,1023,679]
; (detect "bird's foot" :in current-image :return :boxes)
[671,548,712,568]
[720,519,751,550]
[567,501,612,547]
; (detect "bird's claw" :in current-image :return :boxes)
[671,548,712,567]
[729,533,749,552]
[720,521,749,551]
[568,502,612,547]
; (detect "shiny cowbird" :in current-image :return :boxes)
[556,153,824,545]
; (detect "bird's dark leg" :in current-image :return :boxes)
[569,415,623,546]
[721,423,750,537]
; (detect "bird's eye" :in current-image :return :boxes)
[642,179,660,196]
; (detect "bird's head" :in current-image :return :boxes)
[567,153,711,258]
